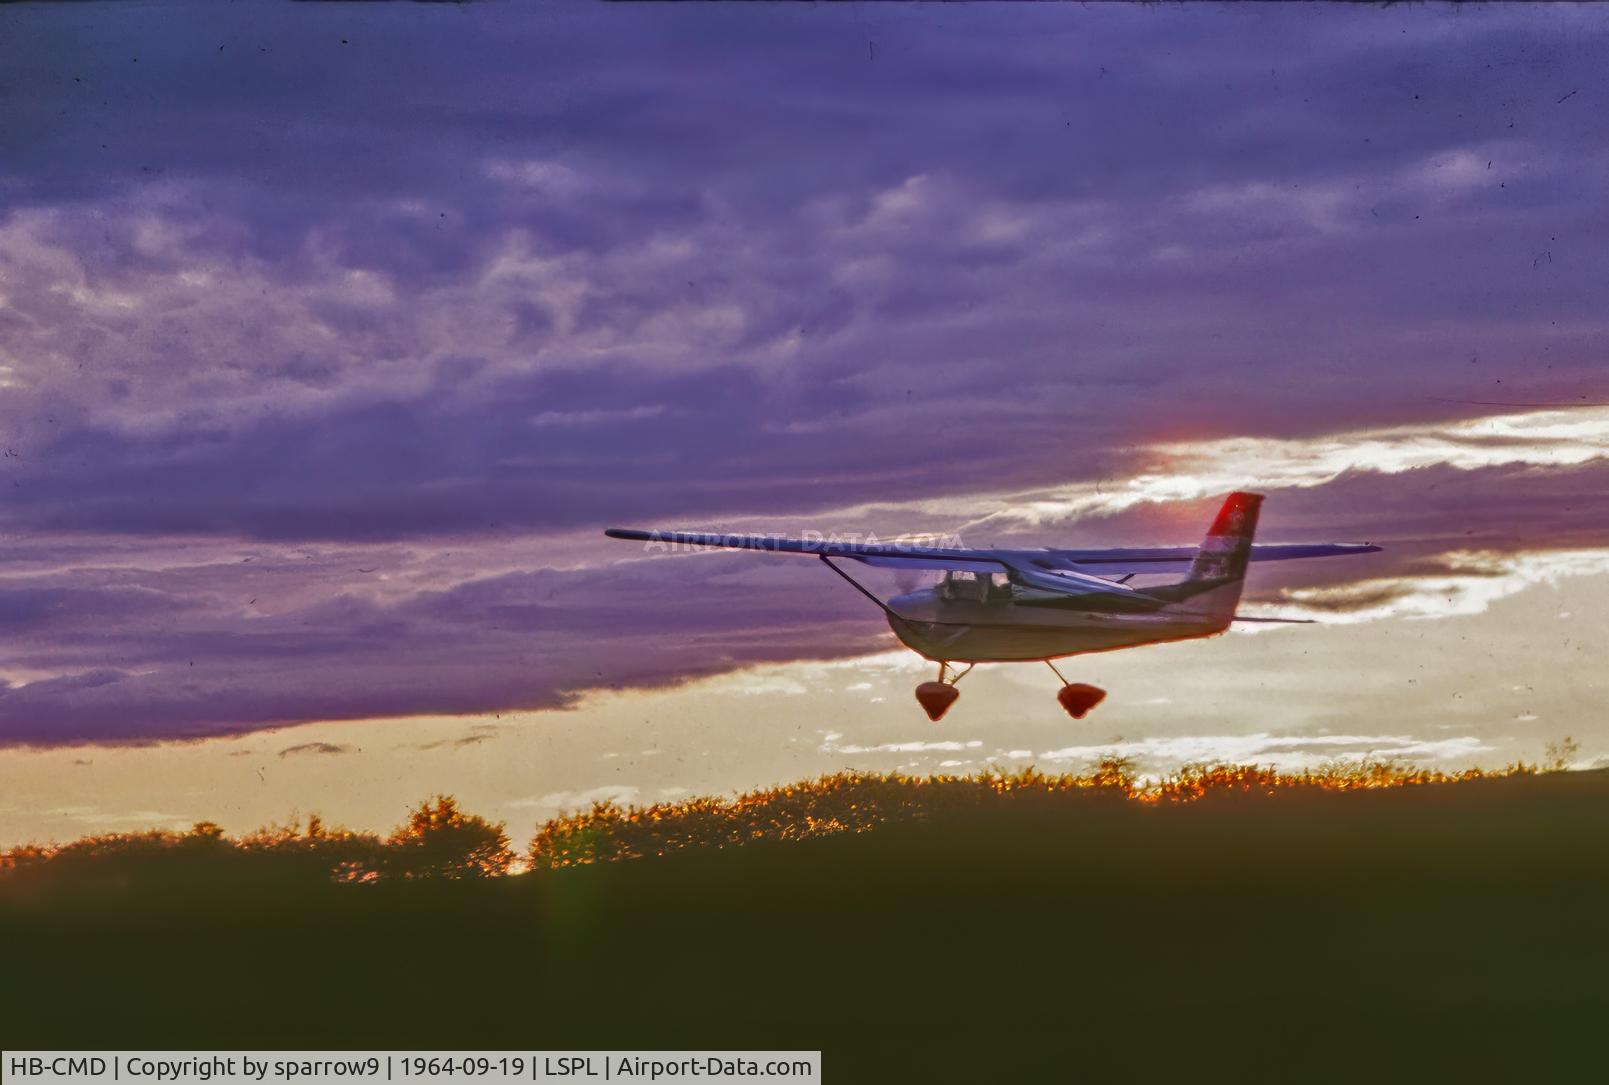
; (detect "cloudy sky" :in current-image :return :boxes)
[2,2,1606,845]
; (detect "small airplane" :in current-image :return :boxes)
[606,492,1379,721]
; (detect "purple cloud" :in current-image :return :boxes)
[1,4,1607,743]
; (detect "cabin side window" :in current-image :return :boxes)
[940,570,1010,603]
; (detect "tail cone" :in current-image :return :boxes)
[914,681,960,722]
[1056,683,1106,719]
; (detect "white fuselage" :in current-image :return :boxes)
[885,581,1234,663]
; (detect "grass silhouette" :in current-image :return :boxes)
[4,761,1607,1079]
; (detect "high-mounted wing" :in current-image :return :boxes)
[603,528,1380,597]
[602,528,1140,600]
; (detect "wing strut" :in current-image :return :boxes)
[819,555,895,616]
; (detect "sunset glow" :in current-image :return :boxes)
[2,2,1606,848]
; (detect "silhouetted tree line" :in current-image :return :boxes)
[2,753,1562,890]
[0,794,515,890]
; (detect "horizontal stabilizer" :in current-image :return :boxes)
[1050,542,1380,576]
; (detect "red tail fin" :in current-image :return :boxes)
[1186,492,1263,583]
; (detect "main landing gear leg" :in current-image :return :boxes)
[914,661,972,722]
[1046,660,1106,720]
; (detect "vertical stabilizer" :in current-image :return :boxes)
[1176,491,1263,625]
[1187,491,1263,582]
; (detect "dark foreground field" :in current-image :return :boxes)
[5,769,1608,1080]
